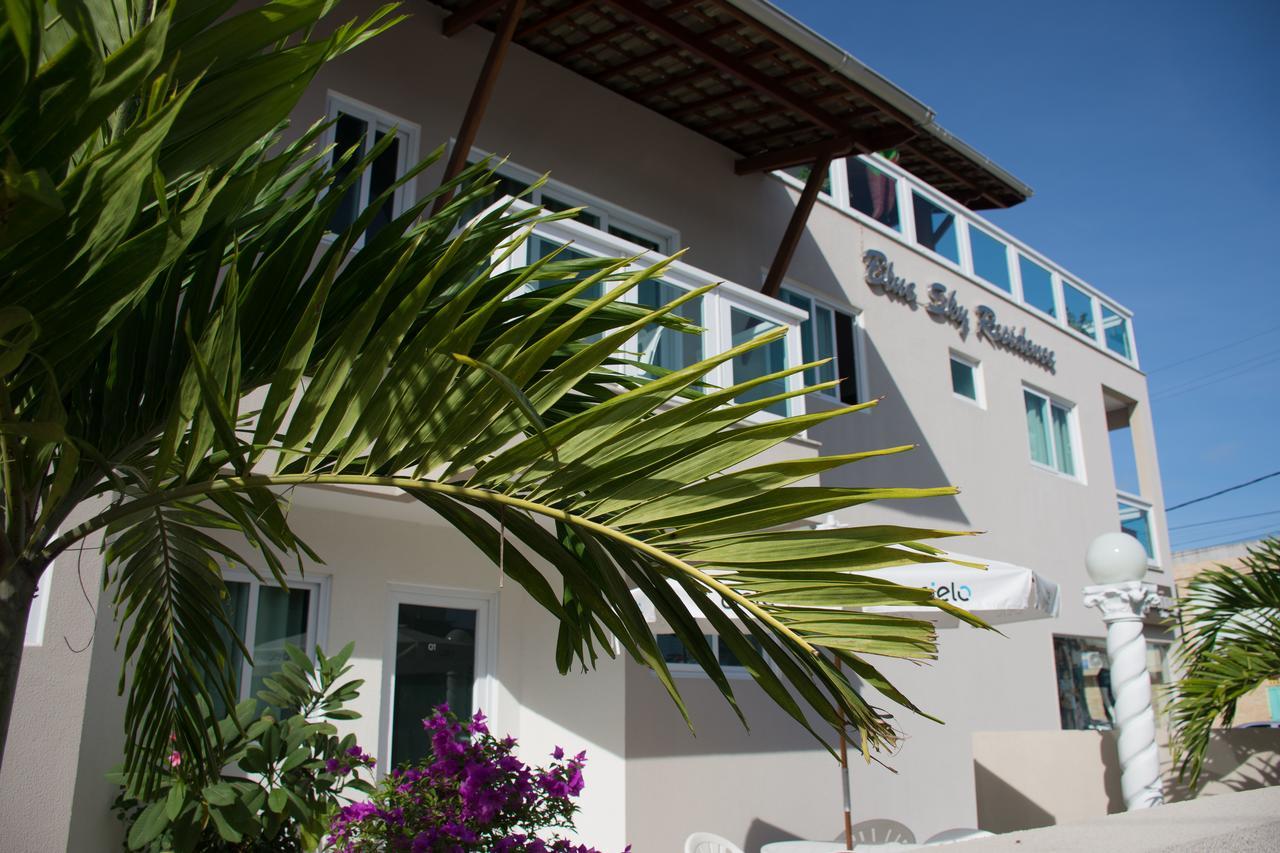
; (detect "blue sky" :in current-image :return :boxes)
[774,0,1280,553]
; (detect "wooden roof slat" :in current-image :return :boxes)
[443,0,510,38]
[516,0,594,39]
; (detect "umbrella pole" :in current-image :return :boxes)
[837,657,853,850]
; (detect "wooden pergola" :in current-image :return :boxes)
[430,0,1030,296]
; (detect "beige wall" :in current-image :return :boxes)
[973,729,1280,833]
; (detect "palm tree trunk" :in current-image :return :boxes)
[0,559,39,771]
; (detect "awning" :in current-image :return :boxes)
[862,552,1060,627]
[633,551,1060,633]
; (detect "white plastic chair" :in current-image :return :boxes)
[684,832,745,853]
[922,828,995,845]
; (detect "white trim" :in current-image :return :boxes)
[379,583,499,773]
[1022,384,1086,484]
[222,568,330,701]
[457,143,681,252]
[948,349,985,409]
[323,91,421,248]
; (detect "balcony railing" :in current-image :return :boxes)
[493,200,809,420]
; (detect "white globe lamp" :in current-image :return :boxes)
[1084,531,1148,585]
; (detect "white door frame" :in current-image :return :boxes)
[379,583,499,771]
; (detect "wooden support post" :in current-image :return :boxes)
[761,153,831,298]
[434,0,527,215]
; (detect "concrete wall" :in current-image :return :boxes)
[972,729,1280,834]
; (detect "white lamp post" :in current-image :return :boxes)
[1082,532,1163,810]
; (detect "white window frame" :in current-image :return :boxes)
[459,145,680,253]
[379,584,498,774]
[493,200,807,423]
[1023,385,1084,482]
[948,349,984,408]
[323,91,421,247]
[1117,490,1161,569]
[221,568,330,703]
[777,282,866,405]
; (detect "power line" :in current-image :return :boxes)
[1173,521,1280,549]
[1150,347,1280,401]
[1166,469,1280,512]
[1169,508,1280,531]
[1147,323,1280,374]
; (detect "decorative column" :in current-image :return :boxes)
[1082,532,1164,810]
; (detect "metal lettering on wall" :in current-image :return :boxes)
[862,249,1056,372]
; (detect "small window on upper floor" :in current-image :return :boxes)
[1024,387,1078,477]
[969,226,1012,293]
[779,287,860,405]
[657,632,763,675]
[846,158,900,232]
[1101,304,1132,360]
[949,351,982,406]
[1063,281,1096,339]
[1019,255,1057,318]
[325,94,419,245]
[912,192,960,265]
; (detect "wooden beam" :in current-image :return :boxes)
[435,0,527,214]
[736,138,854,176]
[516,0,593,39]
[602,0,845,132]
[442,0,509,38]
[761,152,832,298]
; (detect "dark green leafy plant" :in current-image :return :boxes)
[1168,537,1280,787]
[113,642,375,851]
[0,0,986,797]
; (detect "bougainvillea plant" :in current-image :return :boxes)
[327,706,627,852]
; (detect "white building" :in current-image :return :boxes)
[1,1,1175,850]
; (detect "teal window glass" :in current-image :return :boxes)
[969,227,1011,292]
[950,356,977,401]
[1019,255,1056,317]
[780,289,837,392]
[607,223,663,252]
[1051,403,1075,476]
[912,193,959,264]
[247,586,311,702]
[715,635,763,668]
[391,604,477,768]
[1101,305,1132,359]
[529,237,602,301]
[731,308,789,416]
[542,193,601,229]
[845,159,900,231]
[1118,501,1154,560]
[1063,282,1096,339]
[1025,389,1076,475]
[636,280,703,371]
[1024,391,1052,467]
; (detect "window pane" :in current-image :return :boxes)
[392,604,477,768]
[912,193,959,264]
[731,308,788,416]
[530,237,603,301]
[458,166,531,224]
[783,163,832,195]
[326,112,368,235]
[1119,501,1154,560]
[607,223,662,253]
[365,130,401,241]
[1063,282,1096,339]
[813,304,837,388]
[1101,305,1132,359]
[1109,423,1141,495]
[1019,255,1056,317]
[1024,391,1051,467]
[846,159,899,231]
[210,581,251,718]
[1051,403,1075,476]
[950,357,977,400]
[780,290,815,384]
[542,193,602,229]
[636,280,702,371]
[969,227,1011,292]
[1053,636,1114,730]
[716,635,763,668]
[834,312,859,405]
[248,585,311,702]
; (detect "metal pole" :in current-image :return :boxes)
[836,656,854,850]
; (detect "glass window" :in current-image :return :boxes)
[391,603,477,768]
[783,163,833,195]
[730,307,789,416]
[912,193,959,264]
[542,193,602,229]
[1053,636,1115,730]
[1019,255,1056,317]
[657,633,761,670]
[1101,305,1132,359]
[635,280,703,372]
[1024,389,1076,476]
[1062,282,1096,339]
[779,288,860,405]
[845,158,900,231]
[950,355,979,402]
[607,223,663,253]
[325,99,415,245]
[212,578,319,717]
[969,227,1011,292]
[1119,500,1155,561]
